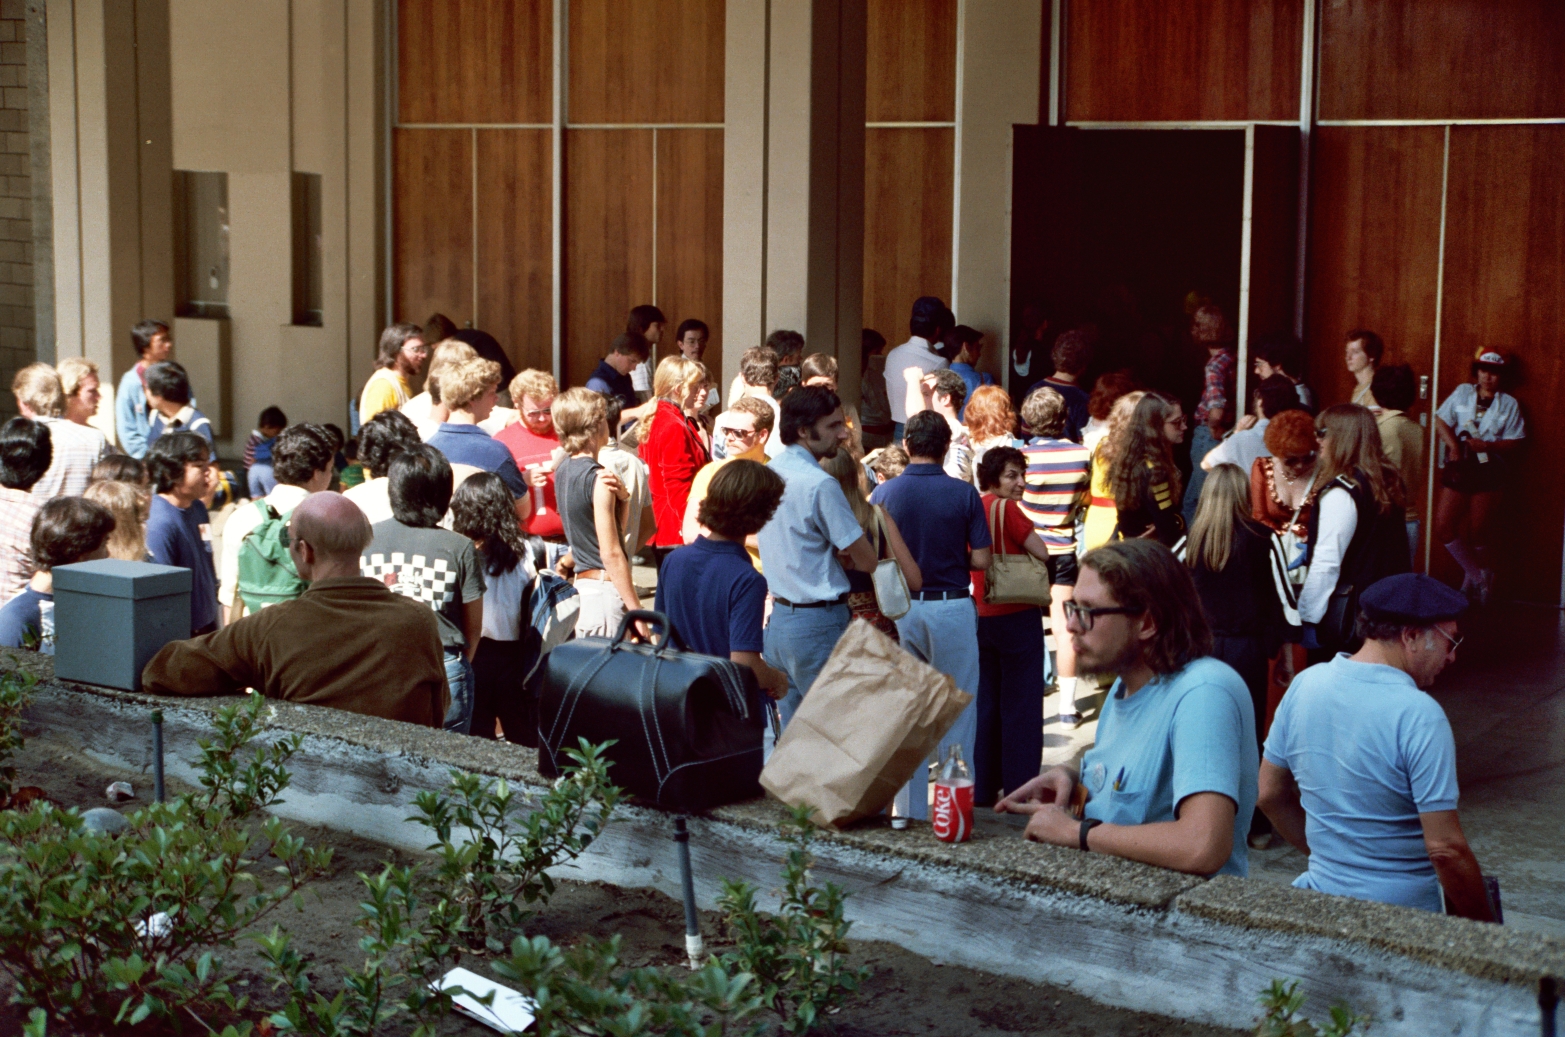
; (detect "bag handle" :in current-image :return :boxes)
[872,506,889,561]
[989,498,1011,559]
[610,609,672,651]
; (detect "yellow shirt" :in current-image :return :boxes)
[1082,451,1117,552]
[685,449,765,573]
[359,368,411,424]
[1376,409,1425,522]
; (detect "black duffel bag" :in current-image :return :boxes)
[537,610,764,813]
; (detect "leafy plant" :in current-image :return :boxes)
[257,864,470,1037]
[717,804,868,1034]
[493,933,768,1037]
[0,669,36,806]
[0,693,331,1030]
[408,739,622,951]
[1257,979,1371,1037]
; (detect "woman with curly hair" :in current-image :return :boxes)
[1081,390,1145,551]
[1249,408,1320,539]
[638,355,712,568]
[964,384,1021,486]
[1107,391,1187,547]
[1082,371,1137,454]
[451,471,539,743]
[1297,404,1410,658]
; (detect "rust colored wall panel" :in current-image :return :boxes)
[398,0,551,124]
[569,0,725,124]
[655,129,725,391]
[476,129,552,375]
[393,128,474,328]
[565,130,654,386]
[1320,0,1565,121]
[1304,126,1443,553]
[1065,0,1303,122]
[866,0,956,123]
[1437,125,1565,603]
[862,127,953,349]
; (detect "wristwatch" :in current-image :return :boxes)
[1079,818,1102,852]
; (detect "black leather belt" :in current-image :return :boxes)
[912,588,971,601]
[771,594,849,609]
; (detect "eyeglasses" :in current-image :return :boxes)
[1063,600,1146,632]
[723,425,760,440]
[523,406,554,420]
[1433,626,1463,653]
[1166,415,1189,427]
[402,342,431,357]
[1282,451,1317,468]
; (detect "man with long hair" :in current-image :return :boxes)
[997,539,1257,876]
[359,322,429,424]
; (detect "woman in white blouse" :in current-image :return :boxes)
[1433,349,1526,604]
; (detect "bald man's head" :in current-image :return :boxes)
[289,491,372,560]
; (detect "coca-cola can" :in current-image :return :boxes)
[931,780,974,843]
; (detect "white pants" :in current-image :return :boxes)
[574,577,627,639]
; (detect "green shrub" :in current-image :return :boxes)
[1257,980,1371,1036]
[717,805,868,1034]
[407,738,622,951]
[0,669,35,806]
[0,693,331,1030]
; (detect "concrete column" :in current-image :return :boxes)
[951,0,1042,386]
[47,0,173,379]
[723,0,865,402]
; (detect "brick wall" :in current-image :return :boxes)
[0,0,30,419]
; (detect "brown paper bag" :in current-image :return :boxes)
[760,619,973,830]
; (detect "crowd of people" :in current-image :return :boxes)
[0,296,1523,925]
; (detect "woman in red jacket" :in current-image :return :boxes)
[638,355,711,567]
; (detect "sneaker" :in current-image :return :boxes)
[1058,711,1083,728]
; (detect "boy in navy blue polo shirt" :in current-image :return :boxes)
[424,358,530,523]
[144,431,220,635]
[655,459,789,707]
[869,410,992,820]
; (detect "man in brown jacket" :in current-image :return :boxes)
[142,492,449,727]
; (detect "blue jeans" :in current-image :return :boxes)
[1406,520,1420,564]
[248,463,277,500]
[443,647,475,734]
[763,601,851,729]
[975,607,1046,805]
[892,421,905,444]
[893,596,980,821]
[1182,423,1220,525]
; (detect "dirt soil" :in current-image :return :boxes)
[0,734,1248,1037]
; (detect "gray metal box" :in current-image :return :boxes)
[52,560,193,691]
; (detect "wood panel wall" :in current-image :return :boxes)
[1319,0,1565,121]
[568,0,724,124]
[861,0,955,348]
[1064,0,1303,122]
[392,128,473,334]
[397,0,551,124]
[1438,126,1565,602]
[476,130,553,373]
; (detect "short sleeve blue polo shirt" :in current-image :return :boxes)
[869,463,991,591]
[1264,653,1459,912]
[756,444,866,604]
[426,423,528,498]
[655,536,767,658]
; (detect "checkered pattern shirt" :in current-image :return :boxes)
[1194,350,1236,425]
[359,520,485,649]
[0,487,40,605]
[32,417,111,500]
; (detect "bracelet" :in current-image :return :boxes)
[1079,818,1102,852]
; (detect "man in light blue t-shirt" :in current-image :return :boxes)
[1259,573,1494,920]
[997,539,1256,877]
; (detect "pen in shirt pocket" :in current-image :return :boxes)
[1112,767,1126,792]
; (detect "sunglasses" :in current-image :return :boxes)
[1063,601,1146,632]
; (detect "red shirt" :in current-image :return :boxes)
[972,494,1041,617]
[495,422,564,538]
[640,400,709,548]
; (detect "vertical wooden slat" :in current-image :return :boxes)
[1319,0,1565,121]
[862,127,954,345]
[397,0,552,124]
[392,128,473,326]
[655,128,724,391]
[1064,0,1304,122]
[568,0,725,124]
[1438,125,1565,603]
[564,129,654,386]
[476,129,553,375]
[866,0,956,123]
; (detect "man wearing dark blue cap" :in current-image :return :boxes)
[883,296,954,442]
[1257,573,1495,921]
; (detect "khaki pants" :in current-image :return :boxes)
[574,576,627,639]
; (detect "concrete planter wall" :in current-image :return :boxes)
[9,654,1561,1036]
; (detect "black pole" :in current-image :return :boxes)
[151,711,165,804]
[1542,976,1558,1037]
[674,816,703,968]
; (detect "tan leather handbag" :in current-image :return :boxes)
[982,498,1053,607]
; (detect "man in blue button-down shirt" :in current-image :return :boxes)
[116,320,172,459]
[756,386,876,729]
